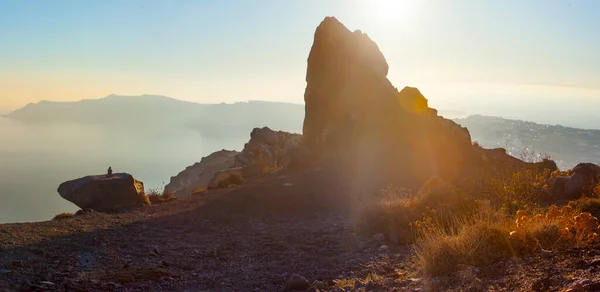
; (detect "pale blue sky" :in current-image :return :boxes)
[1,0,599,118]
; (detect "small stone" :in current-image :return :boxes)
[40,281,55,286]
[75,209,94,216]
[571,278,592,289]
[0,269,11,274]
[312,280,325,290]
[540,249,552,259]
[379,245,388,251]
[372,233,386,242]
[589,257,600,267]
[153,246,160,255]
[285,274,310,291]
[365,281,376,289]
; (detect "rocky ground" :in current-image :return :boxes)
[1,166,600,291]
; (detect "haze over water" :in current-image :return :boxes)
[0,117,247,223]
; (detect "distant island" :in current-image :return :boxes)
[5,94,305,137]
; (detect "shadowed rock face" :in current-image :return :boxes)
[565,163,600,198]
[234,127,303,176]
[58,173,148,211]
[166,128,305,193]
[165,150,239,196]
[302,17,551,189]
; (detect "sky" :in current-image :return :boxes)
[1,0,599,124]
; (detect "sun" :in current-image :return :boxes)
[367,0,413,27]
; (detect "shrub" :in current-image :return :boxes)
[212,172,246,189]
[147,188,177,205]
[485,168,551,213]
[569,196,600,220]
[219,173,244,188]
[53,212,74,220]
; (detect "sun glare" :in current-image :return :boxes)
[370,0,410,22]
[366,0,414,30]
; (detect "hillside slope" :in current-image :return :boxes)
[455,115,600,169]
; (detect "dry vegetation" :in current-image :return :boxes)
[190,186,207,196]
[52,212,74,220]
[360,167,600,277]
[146,188,177,205]
[209,172,246,189]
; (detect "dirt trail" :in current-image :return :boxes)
[0,167,413,291]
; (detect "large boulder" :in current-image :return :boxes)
[165,150,238,196]
[564,163,600,198]
[58,173,148,211]
[301,17,556,190]
[233,127,305,176]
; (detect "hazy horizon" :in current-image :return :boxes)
[6,91,600,131]
[1,0,599,121]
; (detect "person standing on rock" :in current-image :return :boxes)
[107,166,113,177]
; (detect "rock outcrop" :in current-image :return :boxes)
[302,17,554,189]
[166,127,305,193]
[58,173,148,211]
[207,167,245,190]
[233,127,305,176]
[165,150,238,196]
[563,163,600,199]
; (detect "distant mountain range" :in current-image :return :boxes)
[5,95,305,136]
[5,95,598,170]
[453,115,600,169]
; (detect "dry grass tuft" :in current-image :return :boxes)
[190,187,207,196]
[147,188,177,205]
[333,278,356,289]
[570,196,600,219]
[414,204,600,276]
[211,172,246,189]
[359,177,478,244]
[53,212,74,220]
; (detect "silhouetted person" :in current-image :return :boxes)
[107,166,113,177]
